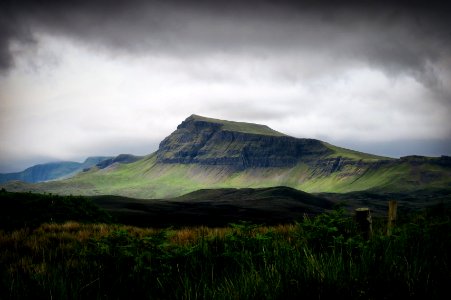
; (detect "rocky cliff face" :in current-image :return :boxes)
[157,115,333,169]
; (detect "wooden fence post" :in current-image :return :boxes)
[355,208,373,240]
[387,200,397,236]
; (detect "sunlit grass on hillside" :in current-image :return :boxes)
[189,114,287,137]
[322,142,392,161]
[10,163,447,198]
[1,208,449,299]
[3,150,449,199]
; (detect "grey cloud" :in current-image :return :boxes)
[2,0,451,172]
[202,100,291,123]
[1,0,451,81]
[0,155,57,173]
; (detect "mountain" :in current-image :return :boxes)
[0,156,112,184]
[94,154,144,169]
[157,114,331,168]
[1,114,450,198]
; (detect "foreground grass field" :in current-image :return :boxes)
[1,206,450,299]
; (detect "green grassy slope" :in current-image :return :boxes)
[4,152,449,198]
[322,142,391,161]
[189,114,287,136]
[1,116,449,198]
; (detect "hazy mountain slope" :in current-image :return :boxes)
[0,156,111,183]
[94,154,144,169]
[1,115,450,198]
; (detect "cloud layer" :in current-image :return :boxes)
[0,0,450,171]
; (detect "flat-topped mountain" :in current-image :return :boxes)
[1,115,450,198]
[157,114,332,168]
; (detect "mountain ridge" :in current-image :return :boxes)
[0,156,112,184]
[1,115,450,198]
[157,114,334,169]
[184,114,287,136]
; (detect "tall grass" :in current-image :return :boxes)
[1,208,450,299]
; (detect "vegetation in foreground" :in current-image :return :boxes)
[1,206,450,299]
[0,190,112,231]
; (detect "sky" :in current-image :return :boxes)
[1,0,451,172]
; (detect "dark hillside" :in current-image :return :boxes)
[91,187,334,227]
[0,190,111,230]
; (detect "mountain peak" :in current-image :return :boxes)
[157,115,330,169]
[180,114,287,137]
[82,156,113,166]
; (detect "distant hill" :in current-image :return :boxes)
[0,156,112,183]
[0,154,147,184]
[95,154,143,169]
[1,114,450,198]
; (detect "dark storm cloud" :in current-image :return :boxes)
[1,1,451,132]
[1,0,451,81]
[1,0,451,171]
